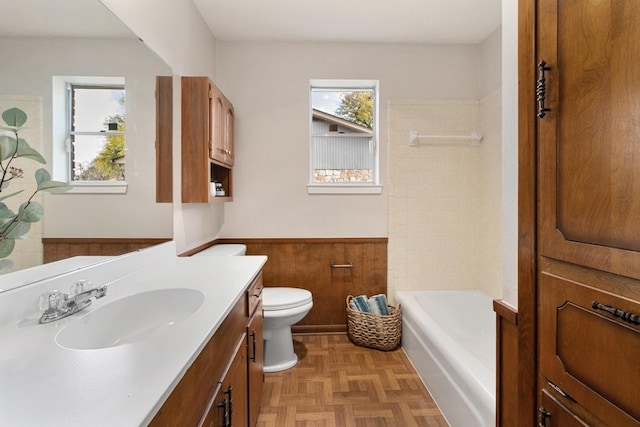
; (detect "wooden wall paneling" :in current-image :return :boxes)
[215,238,388,333]
[494,300,519,427]
[42,238,171,264]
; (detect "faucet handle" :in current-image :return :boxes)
[70,279,90,296]
[39,290,63,312]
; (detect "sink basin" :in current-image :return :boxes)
[56,288,205,350]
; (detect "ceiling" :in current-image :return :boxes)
[0,1,501,44]
[193,0,502,44]
[0,0,134,38]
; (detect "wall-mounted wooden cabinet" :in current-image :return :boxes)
[181,76,234,203]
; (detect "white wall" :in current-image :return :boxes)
[215,42,479,238]
[502,0,518,307]
[479,27,503,98]
[0,37,172,240]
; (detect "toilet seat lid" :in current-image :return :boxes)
[262,287,312,311]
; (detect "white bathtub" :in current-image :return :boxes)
[395,290,496,427]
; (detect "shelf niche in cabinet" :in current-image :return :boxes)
[210,161,233,202]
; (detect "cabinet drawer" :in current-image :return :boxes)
[539,389,589,427]
[247,273,264,317]
[539,269,640,426]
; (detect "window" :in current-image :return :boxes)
[309,80,381,194]
[68,84,125,182]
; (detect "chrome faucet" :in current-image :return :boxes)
[39,280,107,324]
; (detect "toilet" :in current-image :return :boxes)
[192,244,313,372]
[261,287,313,372]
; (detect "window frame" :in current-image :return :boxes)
[52,76,127,194]
[308,79,382,195]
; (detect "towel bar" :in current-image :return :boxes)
[330,261,353,269]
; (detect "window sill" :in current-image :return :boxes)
[58,182,128,194]
[307,184,383,195]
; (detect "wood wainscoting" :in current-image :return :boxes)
[42,238,171,264]
[494,299,518,426]
[187,238,388,334]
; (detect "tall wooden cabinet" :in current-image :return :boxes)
[181,77,234,203]
[521,1,640,425]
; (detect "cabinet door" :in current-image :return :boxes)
[247,307,263,427]
[537,0,640,278]
[210,87,226,165]
[223,98,234,167]
[200,383,224,427]
[201,335,248,427]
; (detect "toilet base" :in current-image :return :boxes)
[263,326,298,372]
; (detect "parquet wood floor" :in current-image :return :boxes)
[256,334,449,427]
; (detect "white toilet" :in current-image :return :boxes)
[262,287,313,372]
[193,244,313,372]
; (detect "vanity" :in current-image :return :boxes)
[0,243,267,426]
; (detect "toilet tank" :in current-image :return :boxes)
[192,244,247,256]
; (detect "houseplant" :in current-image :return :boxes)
[0,107,70,271]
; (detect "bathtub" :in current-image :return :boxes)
[395,290,496,427]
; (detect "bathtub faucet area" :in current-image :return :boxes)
[38,280,108,324]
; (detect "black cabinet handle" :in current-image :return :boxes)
[538,407,551,427]
[536,61,551,118]
[218,398,229,427]
[250,331,257,362]
[592,301,640,325]
[224,386,233,427]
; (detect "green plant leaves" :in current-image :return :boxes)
[1,107,27,129]
[0,239,16,258]
[18,201,44,223]
[0,136,46,163]
[35,168,71,193]
[0,107,71,264]
[0,135,18,161]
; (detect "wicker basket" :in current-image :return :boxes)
[346,295,402,351]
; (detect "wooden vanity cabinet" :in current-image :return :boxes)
[246,276,264,427]
[149,272,264,427]
[181,76,234,203]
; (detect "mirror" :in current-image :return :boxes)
[0,0,173,287]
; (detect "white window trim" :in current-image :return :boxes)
[308,79,382,195]
[62,181,128,194]
[52,76,127,193]
[307,184,383,195]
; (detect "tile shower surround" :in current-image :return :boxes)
[387,91,503,301]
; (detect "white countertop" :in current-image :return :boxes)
[0,254,267,426]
